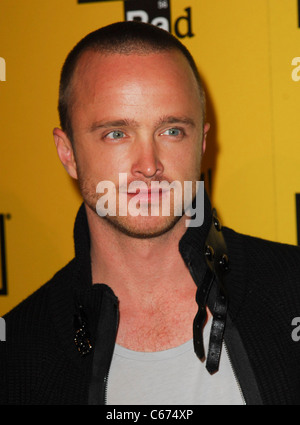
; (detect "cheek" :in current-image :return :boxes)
[174,145,202,175]
[75,148,128,188]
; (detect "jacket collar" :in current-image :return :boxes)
[63,191,229,373]
[179,189,213,266]
[73,202,92,290]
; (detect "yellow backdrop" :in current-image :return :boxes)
[1,0,300,315]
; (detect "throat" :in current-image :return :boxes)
[115,290,198,352]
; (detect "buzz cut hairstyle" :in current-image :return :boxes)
[58,20,206,142]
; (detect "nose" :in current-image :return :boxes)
[131,140,164,179]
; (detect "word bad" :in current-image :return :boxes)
[0,57,6,81]
[291,57,300,81]
[96,173,204,227]
[0,317,6,341]
[125,1,194,39]
[126,8,170,32]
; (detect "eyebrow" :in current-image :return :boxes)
[89,119,139,132]
[89,115,196,133]
[155,115,196,128]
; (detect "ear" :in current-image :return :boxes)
[202,122,210,154]
[53,127,78,179]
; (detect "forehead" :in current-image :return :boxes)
[70,49,201,105]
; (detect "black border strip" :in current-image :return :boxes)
[0,214,8,295]
[78,0,134,3]
[296,194,300,245]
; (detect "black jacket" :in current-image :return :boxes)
[1,196,300,405]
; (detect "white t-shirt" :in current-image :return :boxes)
[107,319,245,405]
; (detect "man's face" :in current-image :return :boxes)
[55,49,207,238]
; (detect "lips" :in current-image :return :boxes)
[127,187,166,203]
[118,179,170,202]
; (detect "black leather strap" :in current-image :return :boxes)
[193,209,229,375]
[193,267,214,361]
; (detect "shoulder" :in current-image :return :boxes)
[222,228,300,404]
[0,258,87,404]
[3,258,76,332]
[222,227,300,318]
[223,227,300,276]
[1,258,77,366]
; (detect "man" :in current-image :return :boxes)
[1,21,300,405]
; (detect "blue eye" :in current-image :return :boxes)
[162,128,182,136]
[106,130,125,140]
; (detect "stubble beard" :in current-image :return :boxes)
[77,177,196,240]
[76,152,202,238]
[79,181,184,239]
[103,210,183,239]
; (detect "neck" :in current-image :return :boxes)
[86,206,191,295]
[86,207,210,351]
[84,204,209,351]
